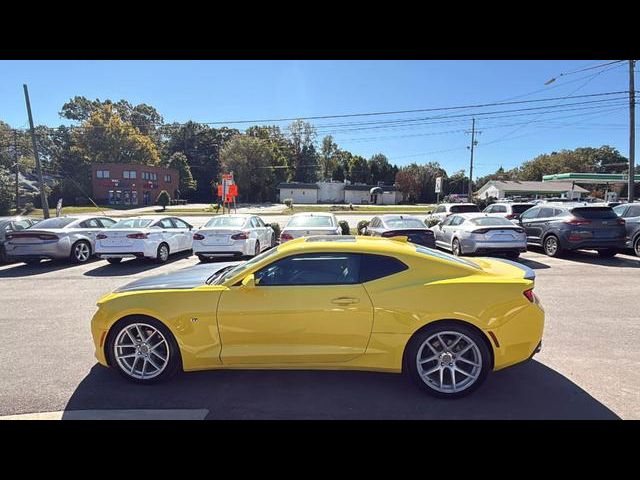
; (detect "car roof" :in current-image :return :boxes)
[379,214,422,221]
[452,212,504,220]
[290,212,336,217]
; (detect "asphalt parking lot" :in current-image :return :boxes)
[0,247,638,419]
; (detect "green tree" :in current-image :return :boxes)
[288,120,318,183]
[348,155,369,183]
[220,136,275,203]
[168,152,197,195]
[368,153,396,184]
[246,125,293,195]
[156,190,171,210]
[320,135,338,181]
[0,167,14,215]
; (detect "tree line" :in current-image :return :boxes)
[0,95,631,214]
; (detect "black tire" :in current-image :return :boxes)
[404,321,492,399]
[271,232,276,247]
[156,243,170,263]
[254,240,260,257]
[70,240,92,264]
[105,316,181,385]
[197,254,210,263]
[452,238,462,256]
[106,258,122,264]
[634,237,640,258]
[597,249,618,258]
[543,235,562,257]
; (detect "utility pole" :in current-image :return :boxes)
[23,84,50,218]
[14,129,20,212]
[629,60,636,203]
[466,118,479,198]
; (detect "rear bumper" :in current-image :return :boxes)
[462,239,527,254]
[193,240,250,256]
[5,240,70,260]
[99,252,145,259]
[96,240,156,258]
[560,237,627,250]
[196,251,244,258]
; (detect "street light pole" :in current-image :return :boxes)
[23,84,50,219]
[628,60,636,202]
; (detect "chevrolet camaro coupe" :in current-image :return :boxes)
[91,235,545,398]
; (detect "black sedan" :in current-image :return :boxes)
[364,214,436,248]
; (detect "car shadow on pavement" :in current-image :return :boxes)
[527,246,640,268]
[83,252,194,277]
[512,257,551,270]
[63,360,619,419]
[0,258,97,278]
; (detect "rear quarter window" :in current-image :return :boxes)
[359,254,408,282]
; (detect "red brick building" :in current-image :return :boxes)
[91,163,180,206]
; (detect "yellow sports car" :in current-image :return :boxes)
[91,235,544,398]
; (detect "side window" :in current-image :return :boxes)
[80,218,101,228]
[159,219,175,229]
[537,207,554,218]
[435,206,445,214]
[441,216,453,226]
[520,208,539,220]
[173,218,189,229]
[553,208,566,217]
[360,254,408,282]
[250,217,260,228]
[255,217,266,227]
[98,218,116,228]
[370,218,379,228]
[628,205,640,217]
[484,205,494,213]
[494,205,507,213]
[255,253,361,286]
[451,216,464,226]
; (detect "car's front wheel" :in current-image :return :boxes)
[405,322,491,399]
[106,317,181,384]
[634,237,640,257]
[254,241,260,257]
[543,235,562,257]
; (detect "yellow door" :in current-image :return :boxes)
[217,252,374,365]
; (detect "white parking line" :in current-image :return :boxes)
[0,409,209,420]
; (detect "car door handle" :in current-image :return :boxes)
[331,297,360,305]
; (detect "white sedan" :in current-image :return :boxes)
[192,214,275,262]
[95,216,194,264]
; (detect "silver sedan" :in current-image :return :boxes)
[5,216,116,264]
[430,213,527,259]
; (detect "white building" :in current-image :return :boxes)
[277,181,402,205]
[476,180,588,200]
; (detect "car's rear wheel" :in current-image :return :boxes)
[197,254,210,263]
[634,237,640,257]
[106,317,181,384]
[452,238,462,256]
[70,240,91,263]
[254,241,260,257]
[543,235,562,257]
[597,249,618,258]
[106,258,122,264]
[271,232,276,247]
[156,243,170,263]
[405,322,491,399]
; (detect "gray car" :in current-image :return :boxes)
[5,216,116,264]
[431,213,527,258]
[0,216,40,263]
[365,214,436,248]
[613,203,640,256]
[279,213,342,243]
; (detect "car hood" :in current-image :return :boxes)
[114,261,243,293]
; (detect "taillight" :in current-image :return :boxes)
[38,234,59,240]
[127,233,148,239]
[506,214,515,219]
[523,289,535,303]
[96,233,107,240]
[193,233,205,240]
[471,228,489,234]
[231,232,249,240]
[617,218,625,225]
[280,233,294,242]
[565,218,591,226]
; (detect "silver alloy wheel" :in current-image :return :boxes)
[158,244,169,261]
[74,242,90,262]
[452,239,461,256]
[545,236,558,256]
[635,238,640,257]
[113,323,170,380]
[416,331,482,394]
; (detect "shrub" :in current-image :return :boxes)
[213,203,220,213]
[267,222,281,241]
[338,220,350,235]
[283,198,293,209]
[357,220,370,235]
[156,190,171,210]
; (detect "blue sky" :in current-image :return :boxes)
[0,60,633,178]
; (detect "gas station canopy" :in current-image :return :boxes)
[543,172,640,185]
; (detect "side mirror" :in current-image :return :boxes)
[241,274,257,288]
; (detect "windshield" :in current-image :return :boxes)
[210,247,280,285]
[415,245,480,269]
[287,216,334,228]
[470,217,514,226]
[110,219,154,229]
[204,217,247,228]
[511,204,535,214]
[450,205,479,213]
[385,218,425,229]
[33,217,76,229]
